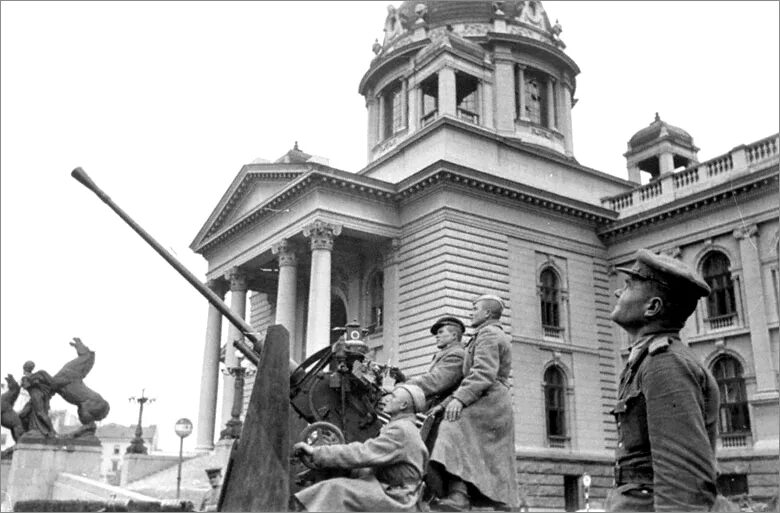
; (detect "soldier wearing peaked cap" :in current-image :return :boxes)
[429,294,518,511]
[606,249,728,512]
[390,316,467,500]
[199,467,222,512]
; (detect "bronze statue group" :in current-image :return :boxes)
[1,337,110,451]
[290,248,739,512]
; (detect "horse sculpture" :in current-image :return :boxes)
[1,374,24,443]
[50,338,110,438]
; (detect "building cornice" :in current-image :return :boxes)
[597,166,779,241]
[358,115,636,189]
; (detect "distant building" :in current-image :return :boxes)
[189,1,779,509]
[95,424,159,485]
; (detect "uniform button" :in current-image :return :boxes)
[617,422,621,428]
[618,442,624,448]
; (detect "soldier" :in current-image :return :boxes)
[607,249,721,511]
[391,316,466,413]
[391,316,466,500]
[430,294,518,511]
[199,467,222,512]
[293,383,429,512]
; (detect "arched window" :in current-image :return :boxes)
[712,356,751,434]
[367,270,384,333]
[540,268,562,337]
[702,252,737,327]
[544,366,566,443]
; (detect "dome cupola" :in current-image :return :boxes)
[359,1,580,163]
[624,113,700,183]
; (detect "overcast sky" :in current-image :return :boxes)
[1,1,778,453]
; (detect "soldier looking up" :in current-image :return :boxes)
[606,249,723,511]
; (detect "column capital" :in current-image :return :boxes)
[225,267,249,292]
[733,224,758,241]
[206,278,229,298]
[303,221,342,251]
[271,239,299,267]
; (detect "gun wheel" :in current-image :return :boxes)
[298,421,345,469]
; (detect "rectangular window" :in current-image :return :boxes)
[456,72,480,124]
[382,82,403,139]
[523,69,548,127]
[420,74,438,127]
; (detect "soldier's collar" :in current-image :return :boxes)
[474,319,502,332]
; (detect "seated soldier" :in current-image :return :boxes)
[292,384,429,512]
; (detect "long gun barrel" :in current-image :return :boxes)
[71,167,298,372]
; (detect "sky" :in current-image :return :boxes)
[1,1,778,453]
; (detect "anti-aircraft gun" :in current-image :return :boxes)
[70,167,397,510]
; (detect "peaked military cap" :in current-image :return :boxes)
[473,294,505,309]
[616,248,711,298]
[205,467,222,478]
[430,316,465,335]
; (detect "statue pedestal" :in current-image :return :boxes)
[6,438,102,503]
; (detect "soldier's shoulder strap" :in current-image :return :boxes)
[648,335,672,356]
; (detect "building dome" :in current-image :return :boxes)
[628,112,695,150]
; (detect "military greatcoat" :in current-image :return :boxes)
[294,414,428,512]
[407,342,465,409]
[606,330,720,512]
[430,319,519,508]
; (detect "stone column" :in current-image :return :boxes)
[660,152,675,174]
[494,55,516,131]
[272,239,298,347]
[438,67,456,117]
[303,221,342,356]
[733,225,776,393]
[401,79,408,130]
[221,267,248,427]
[378,93,386,140]
[408,85,419,132]
[382,239,401,365]
[546,78,556,130]
[516,65,526,121]
[195,279,228,452]
[366,96,378,158]
[560,79,574,156]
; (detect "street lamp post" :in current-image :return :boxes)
[126,389,155,454]
[174,418,193,499]
[219,349,256,440]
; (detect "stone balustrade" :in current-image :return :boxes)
[602,134,779,214]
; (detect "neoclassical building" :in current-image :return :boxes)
[189,1,779,509]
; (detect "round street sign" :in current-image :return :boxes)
[175,417,193,438]
[582,473,591,488]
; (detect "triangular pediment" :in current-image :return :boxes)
[190,164,306,251]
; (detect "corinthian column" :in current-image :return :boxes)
[221,267,248,427]
[303,221,342,356]
[272,239,298,345]
[195,278,228,452]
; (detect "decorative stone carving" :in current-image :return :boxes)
[551,19,566,48]
[662,246,682,259]
[383,4,405,46]
[733,224,758,240]
[414,3,427,24]
[303,221,342,251]
[516,0,546,28]
[492,1,505,16]
[225,268,249,292]
[372,38,382,55]
[272,239,298,267]
[1,374,24,446]
[525,76,543,124]
[383,238,402,267]
[462,23,489,37]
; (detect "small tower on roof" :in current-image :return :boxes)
[624,113,699,184]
